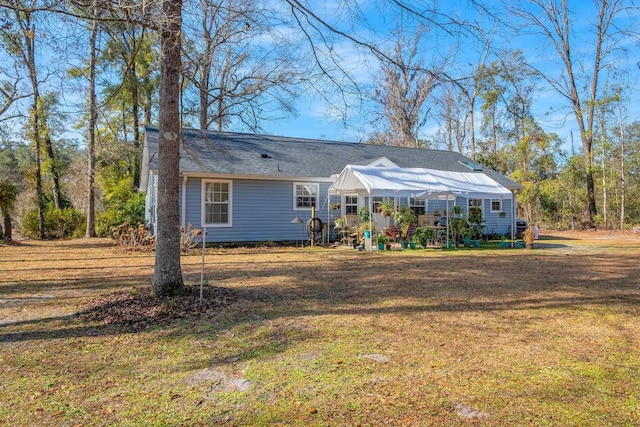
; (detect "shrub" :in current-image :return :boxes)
[96,192,146,237]
[22,205,86,239]
[111,221,155,250]
[180,223,202,253]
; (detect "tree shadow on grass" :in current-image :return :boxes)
[0,285,238,343]
[2,246,640,350]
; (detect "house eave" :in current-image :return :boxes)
[177,171,334,182]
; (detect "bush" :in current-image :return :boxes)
[180,223,202,253]
[96,192,146,237]
[22,205,86,239]
[111,221,155,250]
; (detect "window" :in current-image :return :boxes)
[371,197,383,212]
[468,198,482,215]
[468,198,482,209]
[202,180,232,226]
[294,183,319,210]
[345,196,358,215]
[490,199,502,213]
[409,197,426,215]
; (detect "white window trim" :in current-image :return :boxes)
[344,195,359,216]
[293,182,319,211]
[468,198,483,208]
[490,199,502,213]
[201,179,233,227]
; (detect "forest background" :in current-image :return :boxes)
[0,0,639,244]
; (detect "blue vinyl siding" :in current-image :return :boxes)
[174,177,516,243]
[183,177,332,243]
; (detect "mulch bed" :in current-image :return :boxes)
[77,285,238,331]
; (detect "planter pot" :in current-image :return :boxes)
[499,241,509,248]
[385,244,391,250]
[463,238,471,246]
[473,240,480,247]
[401,241,408,249]
[382,211,391,217]
[364,230,371,238]
[409,242,416,249]
[377,242,385,250]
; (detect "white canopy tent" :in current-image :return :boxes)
[327,164,515,250]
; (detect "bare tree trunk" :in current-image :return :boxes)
[132,64,141,190]
[85,3,98,238]
[153,0,184,297]
[44,134,62,209]
[20,14,45,239]
[601,136,607,229]
[511,0,625,226]
[619,101,626,229]
[2,212,11,241]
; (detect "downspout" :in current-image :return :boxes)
[326,192,330,246]
[511,191,515,247]
[181,174,187,228]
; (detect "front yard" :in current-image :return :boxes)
[1,231,639,426]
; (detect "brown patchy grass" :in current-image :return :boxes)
[1,231,640,426]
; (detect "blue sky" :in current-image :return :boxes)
[2,0,637,156]
[261,0,640,153]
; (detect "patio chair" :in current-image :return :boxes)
[344,215,360,244]
[418,214,436,227]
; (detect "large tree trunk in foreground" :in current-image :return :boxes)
[153,0,184,297]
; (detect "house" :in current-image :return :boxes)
[141,126,522,243]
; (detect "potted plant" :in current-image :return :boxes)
[467,208,484,245]
[469,206,481,216]
[375,234,389,250]
[433,209,441,217]
[461,227,474,246]
[413,227,434,249]
[408,237,417,249]
[334,216,345,228]
[394,206,418,229]
[378,200,394,217]
[358,222,374,240]
[449,218,467,249]
[499,211,506,218]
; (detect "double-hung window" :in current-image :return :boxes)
[344,196,358,215]
[294,183,319,210]
[202,180,232,226]
[468,198,482,210]
[490,199,502,213]
[409,197,426,215]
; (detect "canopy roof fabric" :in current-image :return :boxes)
[328,165,513,199]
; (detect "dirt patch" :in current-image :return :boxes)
[77,285,238,330]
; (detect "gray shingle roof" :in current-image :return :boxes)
[144,126,521,190]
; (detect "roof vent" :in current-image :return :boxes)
[260,153,272,159]
[459,160,482,171]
